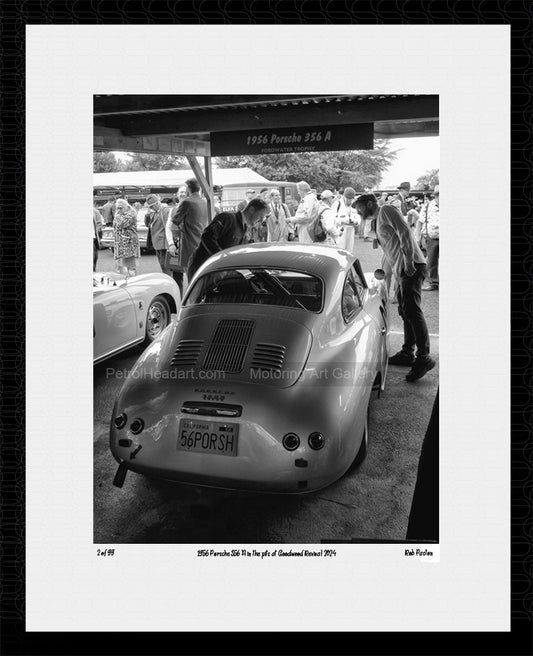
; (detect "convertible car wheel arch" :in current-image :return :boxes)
[93,272,181,365]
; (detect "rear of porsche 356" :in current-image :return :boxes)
[109,304,347,493]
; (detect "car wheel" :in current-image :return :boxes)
[144,295,171,344]
[350,407,368,470]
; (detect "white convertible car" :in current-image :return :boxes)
[109,243,389,493]
[93,272,181,365]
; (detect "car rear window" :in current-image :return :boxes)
[185,268,323,312]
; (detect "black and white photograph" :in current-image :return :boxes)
[93,94,440,544]
[20,21,516,638]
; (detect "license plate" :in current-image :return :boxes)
[177,419,238,457]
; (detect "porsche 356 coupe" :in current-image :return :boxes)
[109,243,389,492]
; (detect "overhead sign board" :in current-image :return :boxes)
[211,123,373,156]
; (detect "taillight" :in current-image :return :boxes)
[282,433,300,451]
[114,413,127,429]
[130,418,144,435]
[308,432,325,450]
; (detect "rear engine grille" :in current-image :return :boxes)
[202,319,255,373]
[171,340,203,367]
[250,343,286,373]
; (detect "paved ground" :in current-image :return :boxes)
[94,241,439,544]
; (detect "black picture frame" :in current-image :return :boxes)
[1,2,531,655]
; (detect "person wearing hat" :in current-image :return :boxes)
[353,193,436,382]
[144,193,170,275]
[415,185,439,291]
[391,182,413,218]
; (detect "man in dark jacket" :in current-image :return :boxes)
[168,178,208,295]
[187,198,269,280]
[144,194,170,274]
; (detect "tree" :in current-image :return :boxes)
[121,153,190,171]
[415,168,439,190]
[214,140,398,191]
[93,151,122,173]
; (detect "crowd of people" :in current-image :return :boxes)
[93,177,439,381]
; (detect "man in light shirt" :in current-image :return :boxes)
[353,193,436,382]
[292,181,319,244]
[317,190,341,246]
[335,187,358,251]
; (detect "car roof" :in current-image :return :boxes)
[201,242,355,283]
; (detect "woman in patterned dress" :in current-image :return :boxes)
[113,199,140,277]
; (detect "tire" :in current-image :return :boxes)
[350,407,369,470]
[144,295,171,344]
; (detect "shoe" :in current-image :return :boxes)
[405,357,436,382]
[422,283,438,291]
[388,351,415,366]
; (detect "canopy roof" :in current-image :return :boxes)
[94,94,439,151]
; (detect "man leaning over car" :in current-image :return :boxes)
[353,193,436,382]
[187,198,270,281]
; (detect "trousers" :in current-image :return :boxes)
[425,238,439,283]
[155,249,169,275]
[397,263,430,359]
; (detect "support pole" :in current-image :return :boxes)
[204,156,214,221]
[186,155,214,222]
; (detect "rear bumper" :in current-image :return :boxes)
[110,411,349,493]
[122,461,329,494]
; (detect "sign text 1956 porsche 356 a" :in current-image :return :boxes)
[109,243,388,493]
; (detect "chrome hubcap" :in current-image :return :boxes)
[147,302,167,338]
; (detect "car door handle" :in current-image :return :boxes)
[381,327,387,334]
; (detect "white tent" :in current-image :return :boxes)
[93,168,270,189]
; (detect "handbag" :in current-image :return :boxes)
[167,236,183,272]
[307,207,328,242]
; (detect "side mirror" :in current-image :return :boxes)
[374,268,386,281]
